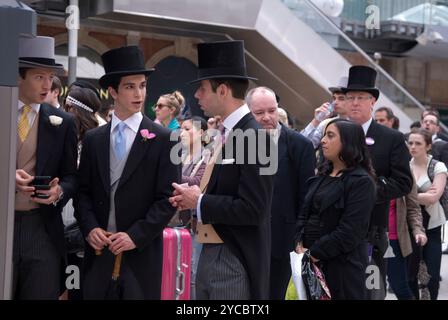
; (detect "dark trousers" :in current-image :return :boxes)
[367,228,388,300]
[386,240,414,299]
[409,226,442,300]
[196,244,250,300]
[83,250,144,300]
[13,210,61,300]
[269,256,291,300]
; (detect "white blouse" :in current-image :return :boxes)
[412,156,447,229]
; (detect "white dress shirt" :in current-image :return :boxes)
[196,104,251,222]
[362,117,373,136]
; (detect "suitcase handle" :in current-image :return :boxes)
[176,270,185,298]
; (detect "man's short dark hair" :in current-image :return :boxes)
[209,78,249,100]
[375,106,394,120]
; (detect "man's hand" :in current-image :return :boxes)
[31,177,63,205]
[87,228,112,251]
[108,232,136,255]
[169,183,201,211]
[311,102,331,126]
[16,169,34,197]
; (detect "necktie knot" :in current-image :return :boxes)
[22,104,32,115]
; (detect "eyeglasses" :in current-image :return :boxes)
[422,119,438,126]
[346,96,373,102]
[153,103,170,111]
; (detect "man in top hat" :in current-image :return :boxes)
[14,36,78,299]
[301,76,350,149]
[74,46,180,299]
[169,40,275,299]
[342,65,413,299]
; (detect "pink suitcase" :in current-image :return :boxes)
[161,227,192,300]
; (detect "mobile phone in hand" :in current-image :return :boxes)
[31,176,52,199]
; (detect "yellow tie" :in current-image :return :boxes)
[18,105,32,142]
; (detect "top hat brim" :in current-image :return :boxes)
[341,86,380,100]
[328,86,344,93]
[99,68,155,89]
[189,74,257,84]
[19,60,65,73]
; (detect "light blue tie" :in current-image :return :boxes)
[114,122,126,160]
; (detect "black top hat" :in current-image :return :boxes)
[341,66,380,100]
[99,46,154,89]
[191,40,257,83]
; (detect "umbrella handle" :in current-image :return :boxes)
[112,252,123,281]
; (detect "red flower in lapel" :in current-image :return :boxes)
[140,129,156,142]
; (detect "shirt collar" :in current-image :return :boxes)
[362,117,373,135]
[222,103,250,132]
[18,100,40,114]
[111,111,143,133]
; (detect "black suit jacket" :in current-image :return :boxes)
[75,115,181,299]
[34,104,78,257]
[271,125,315,259]
[200,113,275,299]
[366,121,413,230]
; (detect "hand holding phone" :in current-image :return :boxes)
[31,176,52,199]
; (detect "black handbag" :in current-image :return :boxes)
[301,251,331,300]
[64,222,85,254]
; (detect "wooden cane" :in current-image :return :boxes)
[112,253,123,281]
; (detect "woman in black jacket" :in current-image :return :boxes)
[295,118,377,300]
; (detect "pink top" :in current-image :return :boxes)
[388,199,398,240]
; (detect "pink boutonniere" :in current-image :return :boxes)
[140,129,156,141]
[365,137,375,145]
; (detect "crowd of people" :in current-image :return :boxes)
[12,34,447,300]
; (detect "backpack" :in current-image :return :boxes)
[427,158,448,220]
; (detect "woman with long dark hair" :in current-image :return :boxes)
[295,118,376,299]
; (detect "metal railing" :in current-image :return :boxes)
[283,0,448,131]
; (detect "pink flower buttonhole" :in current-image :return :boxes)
[140,129,156,141]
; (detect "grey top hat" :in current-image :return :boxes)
[19,36,64,71]
[328,76,348,93]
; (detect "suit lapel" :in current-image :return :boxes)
[206,113,253,193]
[36,104,55,175]
[96,123,111,196]
[118,116,154,189]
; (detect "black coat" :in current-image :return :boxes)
[35,104,78,257]
[271,125,315,259]
[296,167,376,300]
[200,113,275,299]
[366,121,413,229]
[75,116,181,299]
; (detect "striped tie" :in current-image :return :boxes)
[18,105,32,142]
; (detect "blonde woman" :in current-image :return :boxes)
[154,90,184,130]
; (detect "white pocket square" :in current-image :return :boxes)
[222,158,235,165]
